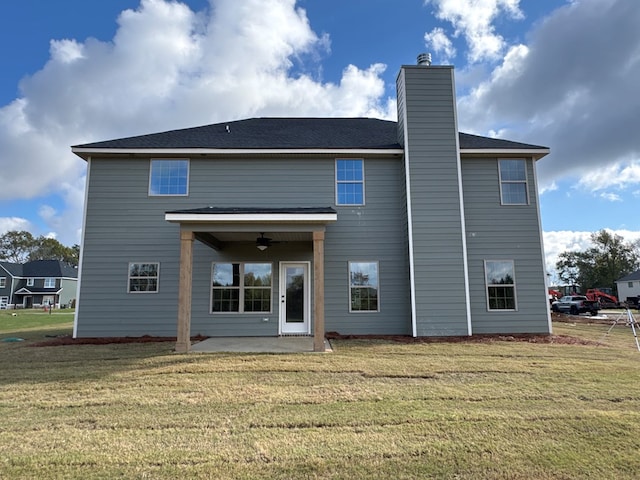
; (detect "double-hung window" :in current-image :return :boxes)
[149,159,189,196]
[211,263,272,313]
[26,278,34,287]
[499,159,528,205]
[44,278,55,288]
[485,260,517,310]
[128,263,159,293]
[0,277,5,288]
[336,159,364,205]
[349,261,379,312]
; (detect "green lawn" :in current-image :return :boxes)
[1,314,640,479]
[0,308,75,333]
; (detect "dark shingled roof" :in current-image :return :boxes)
[0,262,22,276]
[1,260,77,278]
[617,270,640,282]
[73,117,548,151]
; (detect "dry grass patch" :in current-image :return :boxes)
[1,320,640,478]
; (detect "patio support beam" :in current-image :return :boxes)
[313,230,326,352]
[176,229,194,353]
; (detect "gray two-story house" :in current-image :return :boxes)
[0,260,78,309]
[71,60,551,352]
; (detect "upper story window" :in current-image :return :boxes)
[629,282,634,288]
[26,278,34,287]
[485,260,517,311]
[336,159,364,205]
[499,159,528,205]
[0,277,5,288]
[149,159,189,196]
[44,278,56,288]
[128,263,159,293]
[349,261,379,312]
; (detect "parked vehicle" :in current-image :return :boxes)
[551,295,600,316]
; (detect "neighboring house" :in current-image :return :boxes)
[71,59,551,352]
[0,260,78,309]
[615,270,640,302]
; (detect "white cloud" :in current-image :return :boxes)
[599,192,622,202]
[0,217,32,235]
[424,0,523,63]
[577,160,640,193]
[0,0,395,243]
[424,27,456,62]
[453,0,640,194]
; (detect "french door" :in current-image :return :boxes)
[279,262,310,335]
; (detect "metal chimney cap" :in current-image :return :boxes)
[417,52,432,66]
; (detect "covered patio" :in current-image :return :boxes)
[165,207,338,353]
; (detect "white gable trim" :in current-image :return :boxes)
[165,212,338,223]
[73,147,405,156]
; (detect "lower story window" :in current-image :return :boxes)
[485,260,516,310]
[349,261,379,312]
[128,263,159,293]
[212,263,272,313]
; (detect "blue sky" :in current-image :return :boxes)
[0,0,639,279]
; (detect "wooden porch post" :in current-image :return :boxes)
[175,229,194,353]
[313,230,326,352]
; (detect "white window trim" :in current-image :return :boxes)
[148,158,190,197]
[127,262,160,294]
[210,262,273,314]
[44,278,56,288]
[26,278,34,287]
[335,158,365,206]
[0,277,5,288]
[348,261,380,313]
[484,259,518,311]
[498,158,529,205]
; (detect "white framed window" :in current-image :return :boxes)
[211,263,272,313]
[128,263,159,293]
[485,260,517,311]
[336,159,365,205]
[44,278,56,288]
[149,159,189,196]
[349,261,379,312]
[0,277,5,288]
[629,282,634,288]
[26,278,34,287]
[499,159,528,205]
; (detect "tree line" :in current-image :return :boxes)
[0,230,79,266]
[555,230,640,294]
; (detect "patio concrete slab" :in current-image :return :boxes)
[190,336,333,353]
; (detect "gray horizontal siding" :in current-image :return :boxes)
[401,65,468,336]
[462,157,550,334]
[76,155,410,337]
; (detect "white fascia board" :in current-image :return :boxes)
[72,147,405,156]
[461,148,550,159]
[165,213,338,223]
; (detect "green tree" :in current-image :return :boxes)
[555,230,640,293]
[29,237,79,266]
[0,230,79,266]
[0,230,36,263]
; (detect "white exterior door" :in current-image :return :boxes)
[279,262,310,335]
